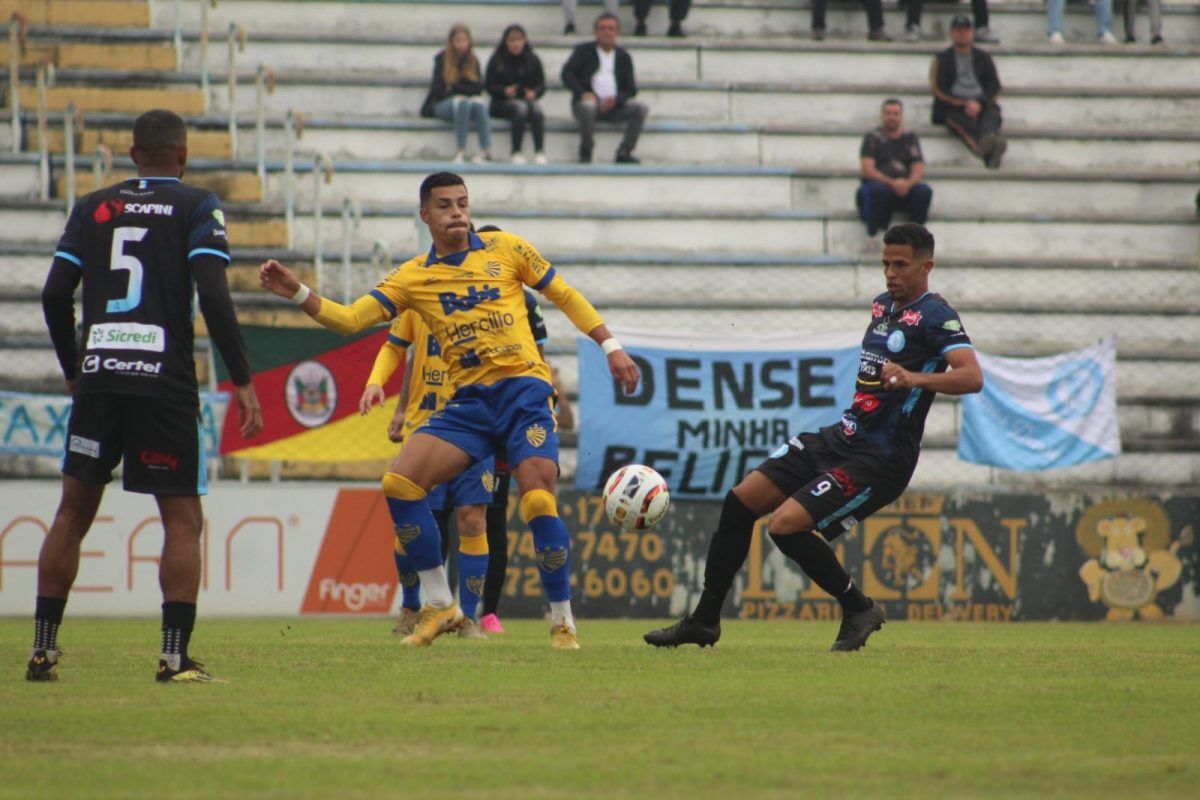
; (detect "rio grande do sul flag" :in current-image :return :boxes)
[215,324,403,461]
[958,337,1120,471]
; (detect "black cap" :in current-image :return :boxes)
[950,14,973,28]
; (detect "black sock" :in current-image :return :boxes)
[162,601,197,661]
[481,502,508,617]
[691,490,761,626]
[769,532,872,613]
[33,595,67,652]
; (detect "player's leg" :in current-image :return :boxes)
[643,470,785,647]
[480,466,511,632]
[454,503,489,637]
[155,494,215,681]
[28,475,105,681]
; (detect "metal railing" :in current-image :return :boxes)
[311,152,335,294]
[92,144,113,191]
[340,197,362,303]
[198,0,217,111]
[254,64,275,187]
[63,103,77,212]
[370,239,392,279]
[226,23,245,155]
[283,109,304,249]
[34,60,54,201]
[8,12,26,154]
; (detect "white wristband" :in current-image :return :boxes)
[601,338,623,356]
[291,283,311,305]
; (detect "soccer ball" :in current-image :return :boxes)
[603,465,670,532]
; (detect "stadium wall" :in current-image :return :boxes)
[0,484,1195,622]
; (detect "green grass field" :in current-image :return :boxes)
[2,618,1198,799]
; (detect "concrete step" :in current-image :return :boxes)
[2,0,150,28]
[13,84,206,116]
[56,168,261,204]
[0,157,41,199]
[260,160,1197,218]
[149,0,1200,44]
[1,39,174,71]
[34,124,234,160]
[284,117,1200,171]
[0,204,287,248]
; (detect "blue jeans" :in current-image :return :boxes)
[1047,0,1113,36]
[433,96,491,151]
[856,179,932,236]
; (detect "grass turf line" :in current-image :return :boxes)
[2,618,1198,799]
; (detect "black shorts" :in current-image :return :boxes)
[63,393,206,496]
[754,432,908,540]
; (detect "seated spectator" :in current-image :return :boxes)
[486,25,548,165]
[1120,0,1164,43]
[857,99,931,247]
[1047,0,1117,43]
[902,0,998,42]
[419,24,492,164]
[562,0,617,35]
[632,0,691,37]
[561,13,649,164]
[811,0,889,41]
[930,16,1007,169]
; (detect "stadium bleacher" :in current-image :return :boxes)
[2,0,1198,487]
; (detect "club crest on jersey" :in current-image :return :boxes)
[485,261,502,278]
[887,330,907,353]
[900,309,923,326]
[285,360,337,428]
[93,199,125,224]
[942,319,962,332]
[394,524,421,546]
[536,547,568,573]
[525,424,547,448]
[871,301,885,319]
[481,470,496,493]
[438,284,501,315]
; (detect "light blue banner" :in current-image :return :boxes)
[0,391,229,458]
[575,330,861,499]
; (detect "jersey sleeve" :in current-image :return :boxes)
[524,290,549,345]
[367,316,412,387]
[389,311,415,347]
[53,201,88,269]
[506,233,556,290]
[187,192,231,263]
[928,306,972,355]
[367,266,412,320]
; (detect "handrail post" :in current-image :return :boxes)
[340,197,361,303]
[63,102,77,212]
[93,143,113,191]
[311,153,334,295]
[35,61,53,201]
[199,0,215,112]
[171,0,183,69]
[226,23,244,156]
[254,64,274,187]
[283,109,298,249]
[370,239,391,281]
[8,13,26,153]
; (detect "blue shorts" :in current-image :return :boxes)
[427,455,495,511]
[421,376,559,472]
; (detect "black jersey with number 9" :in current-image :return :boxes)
[53,177,230,400]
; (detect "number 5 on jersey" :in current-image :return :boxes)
[107,226,148,313]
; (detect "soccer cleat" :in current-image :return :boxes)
[400,604,464,647]
[26,648,60,682]
[643,616,721,648]
[457,618,488,639]
[156,655,215,683]
[392,607,420,637]
[550,624,581,650]
[830,602,886,652]
[479,613,506,634]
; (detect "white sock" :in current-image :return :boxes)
[417,567,454,607]
[550,600,575,630]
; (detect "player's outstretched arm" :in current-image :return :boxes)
[536,273,639,394]
[588,323,640,396]
[359,340,405,415]
[882,347,983,395]
[259,259,394,334]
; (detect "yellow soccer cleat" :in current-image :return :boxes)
[401,604,464,647]
[456,617,488,640]
[550,624,581,650]
[391,607,420,637]
[156,656,216,683]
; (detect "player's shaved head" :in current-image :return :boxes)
[132,109,188,164]
[420,172,467,206]
[883,223,934,261]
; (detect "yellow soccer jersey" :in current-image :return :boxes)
[367,230,602,392]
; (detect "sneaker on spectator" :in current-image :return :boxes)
[511,153,527,165]
[1098,30,1119,45]
[470,151,491,165]
[974,26,999,43]
[868,27,891,41]
[811,27,826,41]
[903,24,921,42]
[985,135,1008,169]
[861,234,882,254]
[667,21,684,37]
[1048,31,1064,44]
[1151,34,1165,45]
[564,22,576,35]
[533,152,549,165]
[615,148,640,164]
[452,151,466,164]
[579,148,592,164]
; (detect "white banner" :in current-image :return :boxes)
[958,337,1120,471]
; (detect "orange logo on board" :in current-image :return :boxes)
[300,489,398,614]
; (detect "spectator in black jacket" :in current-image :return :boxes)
[419,24,492,164]
[486,25,547,165]
[857,99,931,247]
[560,13,649,164]
[930,16,1006,169]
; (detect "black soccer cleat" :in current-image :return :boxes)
[644,616,721,648]
[156,655,215,683]
[830,602,886,652]
[26,649,60,682]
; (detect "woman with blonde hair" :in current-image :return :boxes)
[420,24,493,163]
